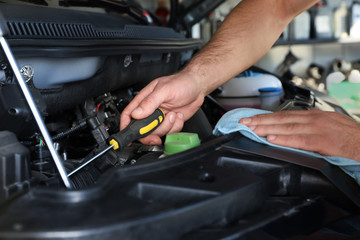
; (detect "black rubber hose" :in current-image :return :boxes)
[52,120,87,141]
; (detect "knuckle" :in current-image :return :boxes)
[152,121,172,136]
[251,114,266,124]
[142,97,156,107]
[284,123,299,132]
[274,113,290,122]
[169,118,184,134]
[311,117,321,125]
[251,125,266,136]
[138,135,153,145]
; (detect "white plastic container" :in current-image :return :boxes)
[334,1,349,39]
[350,1,360,38]
[349,69,360,83]
[216,72,282,110]
[326,71,346,89]
[258,88,283,111]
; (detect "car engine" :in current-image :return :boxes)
[0,1,359,240]
[0,1,204,190]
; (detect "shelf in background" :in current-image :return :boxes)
[274,37,360,46]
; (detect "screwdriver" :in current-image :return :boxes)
[68,108,165,177]
[109,108,165,150]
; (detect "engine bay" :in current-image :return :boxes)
[0,1,204,192]
[0,1,360,239]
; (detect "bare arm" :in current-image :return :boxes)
[120,0,318,145]
[184,0,318,95]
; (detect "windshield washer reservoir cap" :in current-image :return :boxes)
[258,87,282,93]
[164,132,200,155]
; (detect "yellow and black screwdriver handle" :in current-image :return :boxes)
[109,108,165,151]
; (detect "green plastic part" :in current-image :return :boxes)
[164,132,201,155]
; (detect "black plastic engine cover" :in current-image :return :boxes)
[0,133,358,240]
[0,131,31,201]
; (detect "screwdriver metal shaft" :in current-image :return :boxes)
[68,108,164,178]
[67,144,115,177]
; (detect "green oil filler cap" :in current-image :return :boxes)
[164,132,200,155]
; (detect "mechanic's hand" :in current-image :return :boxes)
[239,109,360,162]
[120,70,206,145]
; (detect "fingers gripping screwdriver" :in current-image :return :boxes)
[68,108,165,177]
[109,108,165,150]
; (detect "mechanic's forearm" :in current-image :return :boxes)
[183,0,318,95]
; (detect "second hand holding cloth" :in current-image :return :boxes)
[213,108,360,185]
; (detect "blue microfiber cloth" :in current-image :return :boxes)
[213,108,360,185]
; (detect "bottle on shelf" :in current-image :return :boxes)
[334,1,349,39]
[155,0,170,26]
[350,1,360,38]
[314,0,334,39]
[289,10,311,40]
